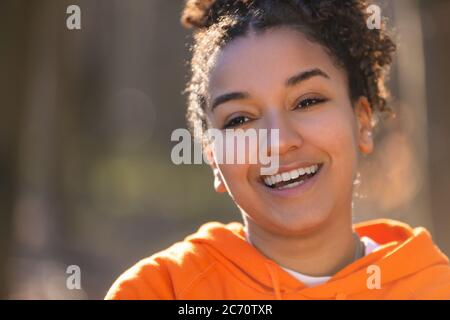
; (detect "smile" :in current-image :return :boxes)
[261,163,323,190]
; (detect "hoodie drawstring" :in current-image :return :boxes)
[265,263,283,300]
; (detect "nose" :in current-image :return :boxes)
[264,110,304,156]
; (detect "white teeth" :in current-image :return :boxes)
[262,164,320,187]
[290,170,299,180]
[278,180,305,190]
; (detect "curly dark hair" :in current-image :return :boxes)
[181,0,396,137]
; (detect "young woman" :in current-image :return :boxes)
[106,0,450,299]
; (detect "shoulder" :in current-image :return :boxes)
[105,240,217,300]
[405,262,450,299]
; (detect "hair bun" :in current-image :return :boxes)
[181,0,252,29]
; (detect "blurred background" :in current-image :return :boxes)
[0,0,449,299]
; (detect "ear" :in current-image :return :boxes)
[354,96,374,155]
[204,144,227,193]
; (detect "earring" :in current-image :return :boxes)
[359,130,373,155]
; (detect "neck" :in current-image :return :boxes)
[244,208,356,277]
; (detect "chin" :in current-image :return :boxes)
[249,203,334,237]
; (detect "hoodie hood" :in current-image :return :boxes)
[184,219,449,299]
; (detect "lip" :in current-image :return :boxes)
[259,163,324,199]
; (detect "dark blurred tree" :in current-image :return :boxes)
[421,0,450,255]
[0,0,31,299]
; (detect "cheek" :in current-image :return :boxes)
[217,162,253,202]
[303,107,359,178]
[219,163,248,181]
[328,117,358,185]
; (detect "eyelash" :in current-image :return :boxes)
[223,97,327,129]
[295,97,327,110]
[223,116,250,129]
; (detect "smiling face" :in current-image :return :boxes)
[206,27,374,236]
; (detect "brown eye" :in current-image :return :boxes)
[295,97,327,110]
[223,116,250,129]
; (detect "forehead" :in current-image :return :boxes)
[209,27,343,92]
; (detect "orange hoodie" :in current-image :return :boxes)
[105,219,450,300]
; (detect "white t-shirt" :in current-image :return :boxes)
[245,232,380,287]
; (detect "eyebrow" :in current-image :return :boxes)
[211,68,330,111]
[211,92,250,110]
[285,68,330,87]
